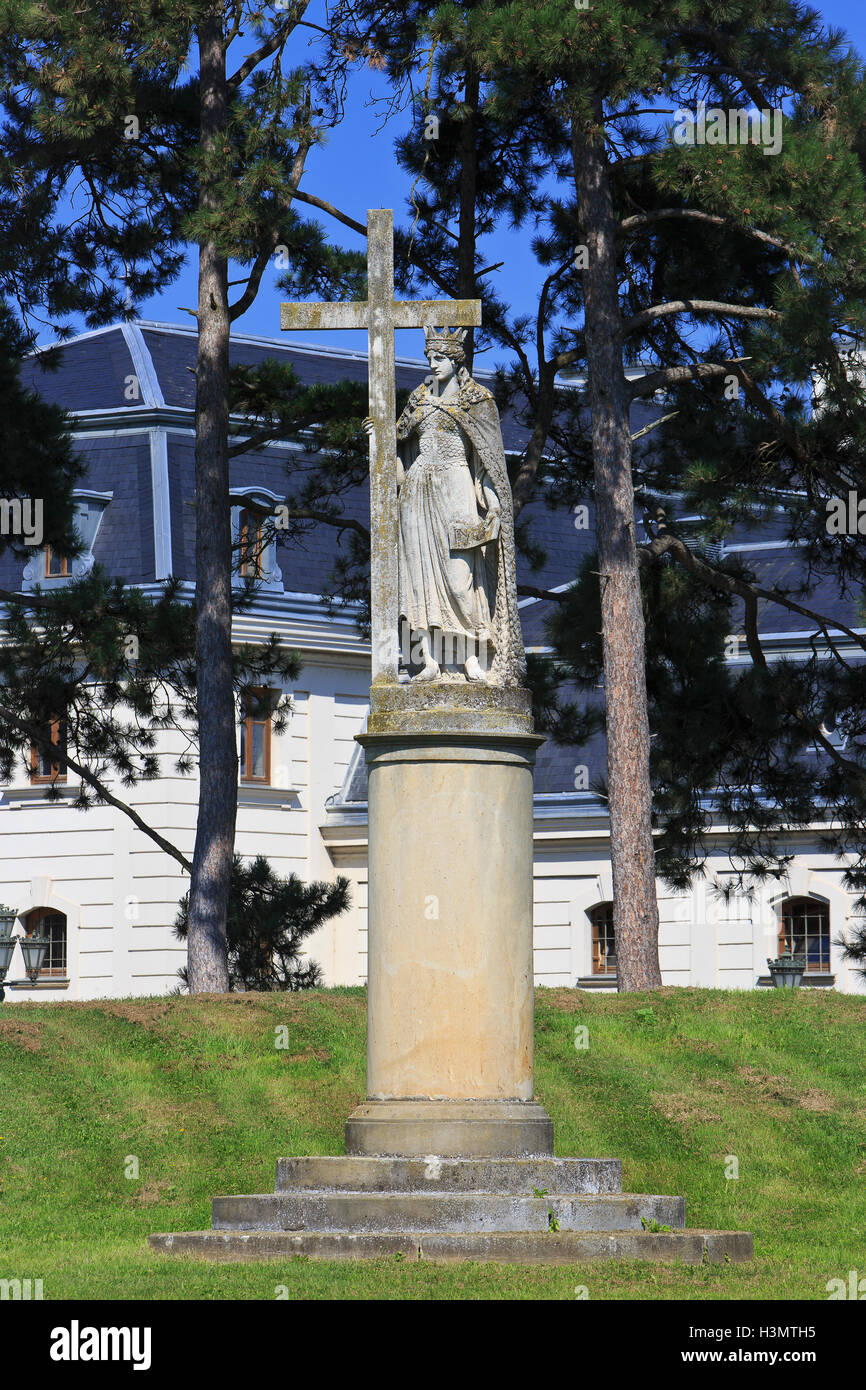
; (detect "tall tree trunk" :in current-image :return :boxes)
[456,62,479,374]
[572,99,661,992]
[187,7,233,992]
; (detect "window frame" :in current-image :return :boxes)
[237,507,265,579]
[44,546,69,578]
[589,901,617,976]
[239,687,272,785]
[24,907,68,978]
[29,716,67,784]
[778,895,831,974]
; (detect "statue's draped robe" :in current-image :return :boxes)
[396,373,526,687]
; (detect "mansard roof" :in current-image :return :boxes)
[8,320,857,644]
[8,319,861,809]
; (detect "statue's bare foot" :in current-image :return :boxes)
[465,655,487,683]
[412,660,440,683]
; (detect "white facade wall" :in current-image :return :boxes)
[2,644,864,999]
[0,651,371,1001]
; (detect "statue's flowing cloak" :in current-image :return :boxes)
[396,373,526,687]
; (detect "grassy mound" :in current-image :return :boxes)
[1,985,863,1299]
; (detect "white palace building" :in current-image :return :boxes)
[1,320,863,1000]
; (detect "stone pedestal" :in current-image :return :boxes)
[149,682,753,1267]
[344,683,552,1157]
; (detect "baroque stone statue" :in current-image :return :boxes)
[391,326,525,688]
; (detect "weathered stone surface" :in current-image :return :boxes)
[148,1227,754,1265]
[365,682,535,735]
[345,1100,554,1158]
[274,1156,622,1194]
[281,209,482,685]
[359,728,543,1114]
[211,1191,685,1235]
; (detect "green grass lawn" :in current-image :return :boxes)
[1,985,864,1300]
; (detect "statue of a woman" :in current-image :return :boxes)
[389,326,525,688]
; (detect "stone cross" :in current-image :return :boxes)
[280,208,482,683]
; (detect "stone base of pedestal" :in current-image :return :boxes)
[344,1099,555,1158]
[148,1227,754,1265]
[148,1154,754,1266]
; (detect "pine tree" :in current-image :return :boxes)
[286,0,866,987]
[0,1,371,989]
[173,854,350,991]
[463,0,866,959]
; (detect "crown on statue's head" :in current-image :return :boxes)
[424,325,468,355]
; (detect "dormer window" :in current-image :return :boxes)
[229,488,284,594]
[24,490,112,590]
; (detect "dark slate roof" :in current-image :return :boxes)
[0,432,154,591]
[13,321,861,639]
[20,327,139,412]
[12,321,864,807]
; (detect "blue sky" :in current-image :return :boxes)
[60,1,866,367]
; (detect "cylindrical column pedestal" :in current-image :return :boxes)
[345,685,552,1157]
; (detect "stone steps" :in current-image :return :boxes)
[148,1153,754,1265]
[275,1155,622,1194]
[148,1228,754,1265]
[212,1190,685,1234]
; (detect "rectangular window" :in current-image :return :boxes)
[37,914,67,977]
[591,904,617,975]
[238,509,263,578]
[44,547,69,578]
[29,717,67,784]
[240,689,271,784]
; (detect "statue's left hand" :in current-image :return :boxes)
[484,485,501,517]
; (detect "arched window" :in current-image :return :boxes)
[779,896,830,974]
[24,908,68,978]
[589,902,616,976]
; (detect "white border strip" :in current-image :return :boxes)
[148,427,172,579]
[121,323,165,407]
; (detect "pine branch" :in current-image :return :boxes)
[290,187,366,237]
[282,508,369,540]
[226,9,307,92]
[619,208,814,262]
[630,359,751,397]
[227,427,293,457]
[229,108,314,324]
[639,530,866,656]
[637,532,866,778]
[682,24,772,109]
[624,300,781,337]
[0,701,192,873]
[0,587,65,611]
[517,583,569,603]
[630,409,679,440]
